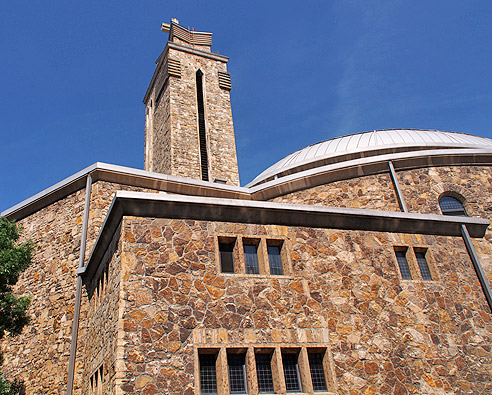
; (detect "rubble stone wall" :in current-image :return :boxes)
[270,173,399,211]
[1,180,159,394]
[83,225,122,394]
[117,217,492,394]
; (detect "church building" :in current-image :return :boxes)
[2,20,492,394]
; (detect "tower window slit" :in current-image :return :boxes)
[196,70,209,181]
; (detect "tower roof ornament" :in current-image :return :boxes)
[161,19,212,47]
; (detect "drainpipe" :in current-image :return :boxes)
[388,161,408,213]
[67,174,92,395]
[461,224,492,311]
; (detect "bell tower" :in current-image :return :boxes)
[143,19,240,186]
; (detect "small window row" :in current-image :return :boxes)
[91,263,109,310]
[218,236,290,276]
[394,247,436,281]
[89,365,104,395]
[198,347,334,394]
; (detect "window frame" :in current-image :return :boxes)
[439,195,468,217]
[393,245,438,282]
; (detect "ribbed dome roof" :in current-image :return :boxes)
[248,129,492,186]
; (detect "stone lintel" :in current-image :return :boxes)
[83,190,489,281]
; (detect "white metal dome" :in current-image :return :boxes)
[247,129,492,187]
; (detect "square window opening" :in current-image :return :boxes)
[414,249,432,281]
[255,351,275,393]
[243,240,260,274]
[394,248,412,280]
[227,352,247,394]
[219,238,236,273]
[267,242,284,275]
[308,351,328,392]
[282,351,302,393]
[199,352,218,394]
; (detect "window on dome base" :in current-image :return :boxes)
[439,196,467,216]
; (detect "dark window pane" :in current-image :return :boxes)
[220,242,235,273]
[282,353,301,392]
[228,353,247,393]
[415,251,432,281]
[199,354,217,394]
[267,245,283,275]
[395,250,412,280]
[255,353,274,393]
[308,352,327,392]
[439,196,467,216]
[244,244,259,274]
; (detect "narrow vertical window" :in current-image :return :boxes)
[244,244,259,274]
[255,353,274,393]
[308,352,327,392]
[394,249,412,280]
[415,250,432,281]
[219,241,235,273]
[267,244,283,275]
[196,69,209,181]
[199,353,218,394]
[228,353,247,394]
[282,352,301,392]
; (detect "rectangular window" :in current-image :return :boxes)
[282,352,301,392]
[199,353,218,394]
[308,352,327,392]
[267,245,283,275]
[255,353,274,393]
[228,353,247,394]
[219,241,235,273]
[415,250,432,281]
[243,244,259,274]
[394,249,412,280]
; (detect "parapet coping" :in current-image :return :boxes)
[249,148,492,200]
[1,162,250,221]
[4,148,492,221]
[82,190,489,281]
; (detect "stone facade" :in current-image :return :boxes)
[271,174,399,211]
[92,216,492,394]
[144,27,240,186]
[2,21,492,395]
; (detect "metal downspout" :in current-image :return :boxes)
[388,161,408,213]
[461,224,492,311]
[67,174,92,395]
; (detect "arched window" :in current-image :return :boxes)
[439,196,467,216]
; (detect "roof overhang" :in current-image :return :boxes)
[82,190,490,281]
[249,148,492,200]
[1,162,250,221]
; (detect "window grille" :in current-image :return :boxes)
[439,196,467,216]
[219,242,235,273]
[267,245,283,275]
[308,352,327,392]
[282,353,301,392]
[255,353,274,393]
[199,354,218,394]
[415,251,432,281]
[395,250,412,280]
[228,353,247,394]
[243,244,259,274]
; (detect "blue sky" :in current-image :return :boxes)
[1,1,492,212]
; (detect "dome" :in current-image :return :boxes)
[247,129,492,187]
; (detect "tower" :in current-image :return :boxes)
[143,19,240,186]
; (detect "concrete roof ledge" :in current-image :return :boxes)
[83,190,489,281]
